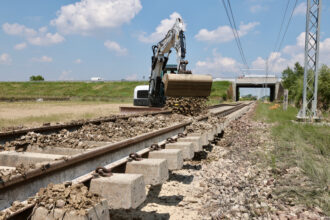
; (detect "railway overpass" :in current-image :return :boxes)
[232,76,283,102]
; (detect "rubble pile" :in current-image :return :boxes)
[34,183,101,216]
[3,114,188,150]
[185,120,212,133]
[166,97,208,116]
[185,115,223,133]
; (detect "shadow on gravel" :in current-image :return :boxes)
[143,185,183,206]
[193,151,208,161]
[169,172,194,184]
[203,144,213,152]
[182,164,202,170]
[110,209,170,220]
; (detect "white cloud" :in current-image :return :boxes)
[14,42,27,50]
[0,53,12,65]
[2,23,36,36]
[195,22,259,43]
[252,32,330,74]
[138,12,185,43]
[51,0,142,34]
[125,74,138,81]
[59,70,74,80]
[104,40,128,56]
[194,32,330,77]
[293,2,306,16]
[74,59,82,64]
[32,56,53,63]
[250,4,268,13]
[194,49,242,77]
[2,23,64,46]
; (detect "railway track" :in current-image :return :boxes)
[0,102,252,219]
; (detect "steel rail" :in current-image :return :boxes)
[2,103,250,219]
[0,110,172,141]
[1,103,246,190]
[0,103,238,142]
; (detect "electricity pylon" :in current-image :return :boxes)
[297,0,322,121]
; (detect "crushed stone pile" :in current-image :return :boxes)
[2,114,188,150]
[166,97,208,116]
[34,183,101,216]
[185,115,224,133]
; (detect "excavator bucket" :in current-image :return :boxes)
[163,74,213,97]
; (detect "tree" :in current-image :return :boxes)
[282,62,304,102]
[318,65,330,110]
[281,62,329,110]
[30,75,44,81]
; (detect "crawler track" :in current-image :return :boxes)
[0,102,252,219]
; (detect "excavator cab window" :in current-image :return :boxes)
[164,64,177,75]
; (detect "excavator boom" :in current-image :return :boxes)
[147,17,212,107]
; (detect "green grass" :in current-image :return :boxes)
[0,81,231,102]
[209,81,231,98]
[254,102,330,214]
[0,81,148,99]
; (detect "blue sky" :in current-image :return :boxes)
[0,0,329,82]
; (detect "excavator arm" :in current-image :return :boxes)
[148,17,212,107]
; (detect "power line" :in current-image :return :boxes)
[221,0,250,71]
[227,0,249,69]
[277,0,298,52]
[268,0,298,73]
[272,0,291,53]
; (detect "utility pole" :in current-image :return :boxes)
[297,0,322,121]
[283,89,288,110]
[265,59,269,102]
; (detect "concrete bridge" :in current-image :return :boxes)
[232,76,283,102]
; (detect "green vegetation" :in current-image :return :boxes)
[255,102,330,214]
[240,94,257,101]
[209,81,231,103]
[29,75,45,81]
[0,80,231,103]
[0,81,147,101]
[282,62,329,110]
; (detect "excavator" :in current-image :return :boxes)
[133,17,213,107]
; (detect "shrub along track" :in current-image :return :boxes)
[0,102,250,219]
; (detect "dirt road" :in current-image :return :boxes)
[0,101,132,128]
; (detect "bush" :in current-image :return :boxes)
[30,75,44,81]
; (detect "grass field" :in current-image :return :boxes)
[0,81,231,101]
[254,103,330,214]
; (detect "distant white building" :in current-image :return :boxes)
[90,77,104,82]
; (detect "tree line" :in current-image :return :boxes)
[282,62,329,110]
